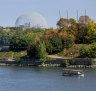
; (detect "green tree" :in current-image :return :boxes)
[27,42,47,63]
[10,30,40,51]
[36,42,47,62]
[86,20,96,43]
[45,36,63,54]
[79,45,91,57]
[79,43,96,58]
[41,29,63,54]
[91,42,96,58]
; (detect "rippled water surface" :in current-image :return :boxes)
[0,66,96,91]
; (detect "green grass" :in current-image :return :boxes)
[0,51,27,60]
[13,51,27,60]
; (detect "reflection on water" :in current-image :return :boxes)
[0,66,96,91]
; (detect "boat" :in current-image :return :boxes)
[62,69,84,77]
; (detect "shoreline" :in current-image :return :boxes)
[0,58,95,68]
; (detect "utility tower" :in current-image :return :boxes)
[77,10,79,23]
[66,10,68,28]
[59,10,61,19]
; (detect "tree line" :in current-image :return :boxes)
[0,15,96,61]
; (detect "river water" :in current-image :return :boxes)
[0,66,96,91]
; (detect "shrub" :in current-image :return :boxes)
[79,43,96,58]
[79,45,91,58]
[91,42,96,58]
[61,60,69,67]
[69,60,76,65]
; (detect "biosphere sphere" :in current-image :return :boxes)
[15,12,48,28]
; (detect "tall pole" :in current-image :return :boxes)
[66,10,68,28]
[77,10,79,23]
[83,9,87,43]
[57,10,61,28]
[66,10,69,39]
[85,9,86,24]
[59,10,61,19]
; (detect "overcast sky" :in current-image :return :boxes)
[0,0,96,27]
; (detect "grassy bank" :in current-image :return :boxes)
[0,51,27,60]
[0,44,94,60]
[0,44,91,59]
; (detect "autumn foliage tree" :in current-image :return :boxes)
[57,18,68,31]
[41,29,63,54]
[79,15,91,24]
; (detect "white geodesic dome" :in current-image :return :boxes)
[15,12,48,28]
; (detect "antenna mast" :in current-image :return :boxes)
[77,10,79,23]
[59,10,61,19]
[85,9,86,24]
[66,10,68,28]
